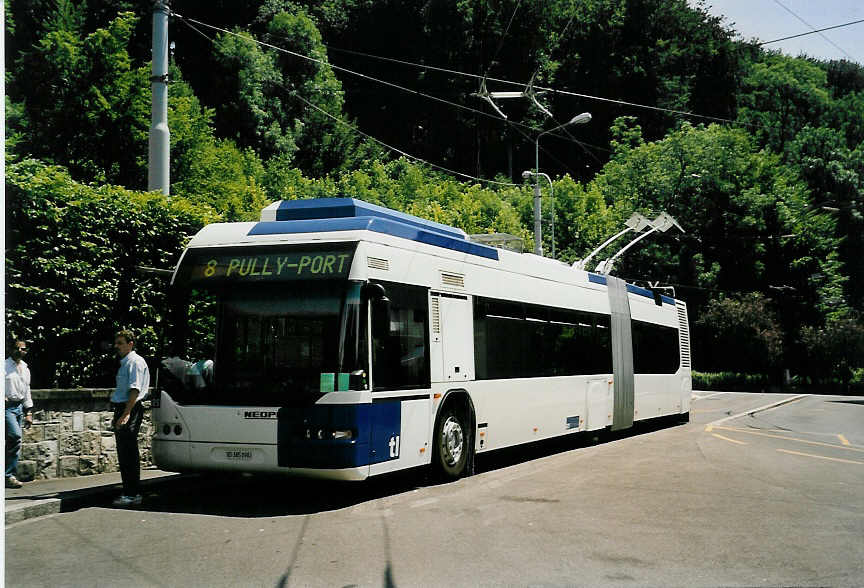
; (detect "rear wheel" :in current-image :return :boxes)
[433,407,468,479]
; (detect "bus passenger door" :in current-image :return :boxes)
[430,292,474,382]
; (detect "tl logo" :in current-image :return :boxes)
[388,435,401,458]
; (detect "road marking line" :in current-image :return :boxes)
[711,433,747,446]
[776,449,864,465]
[705,394,808,430]
[838,434,850,446]
[711,425,864,453]
[410,497,439,508]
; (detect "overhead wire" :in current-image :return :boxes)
[758,17,864,46]
[175,13,592,179]
[482,0,522,80]
[180,17,216,44]
[173,13,520,187]
[770,0,856,61]
[292,92,519,186]
[324,45,759,129]
[529,6,606,167]
[175,14,598,173]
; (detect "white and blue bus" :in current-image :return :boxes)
[153,198,691,480]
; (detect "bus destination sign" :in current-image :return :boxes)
[178,245,355,283]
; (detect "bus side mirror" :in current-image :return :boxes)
[371,298,391,339]
[364,283,391,339]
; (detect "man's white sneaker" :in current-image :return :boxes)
[112,494,142,507]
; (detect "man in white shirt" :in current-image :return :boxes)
[111,329,150,507]
[5,339,33,488]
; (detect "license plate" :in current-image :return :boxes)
[212,447,261,463]
[224,449,253,461]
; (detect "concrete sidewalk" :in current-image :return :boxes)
[4,469,183,526]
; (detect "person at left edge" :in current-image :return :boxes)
[6,339,33,489]
[111,329,150,507]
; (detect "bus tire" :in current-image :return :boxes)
[433,405,469,480]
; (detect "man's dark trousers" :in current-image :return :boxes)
[112,402,144,496]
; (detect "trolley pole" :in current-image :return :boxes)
[148,0,170,195]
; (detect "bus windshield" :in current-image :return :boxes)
[161,281,368,406]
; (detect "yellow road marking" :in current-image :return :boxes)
[710,425,864,453]
[838,434,850,446]
[705,425,713,432]
[711,433,747,446]
[776,449,864,465]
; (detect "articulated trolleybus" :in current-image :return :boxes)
[153,198,691,480]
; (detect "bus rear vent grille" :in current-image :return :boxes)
[676,302,691,369]
[367,257,390,271]
[430,296,441,334]
[440,271,465,288]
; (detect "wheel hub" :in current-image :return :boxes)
[441,416,464,466]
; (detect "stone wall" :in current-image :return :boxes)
[16,389,152,481]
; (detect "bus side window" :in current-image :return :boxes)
[371,282,430,390]
[632,320,679,374]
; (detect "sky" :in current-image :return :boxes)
[692,0,864,64]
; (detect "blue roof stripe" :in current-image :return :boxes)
[248,217,499,260]
[626,283,653,298]
[588,273,675,305]
[274,198,467,241]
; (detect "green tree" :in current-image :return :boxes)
[211,8,368,176]
[799,316,864,391]
[737,54,831,153]
[788,127,864,310]
[12,11,149,187]
[172,139,270,221]
[694,293,783,375]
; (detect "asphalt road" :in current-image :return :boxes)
[6,392,864,587]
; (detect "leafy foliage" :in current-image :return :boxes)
[693,293,783,374]
[799,316,864,391]
[3,0,863,387]
[5,159,217,387]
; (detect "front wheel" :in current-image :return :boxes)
[433,408,468,479]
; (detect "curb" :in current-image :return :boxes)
[5,473,185,526]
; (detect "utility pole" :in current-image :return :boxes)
[148,0,170,195]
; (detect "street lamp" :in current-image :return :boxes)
[530,112,592,256]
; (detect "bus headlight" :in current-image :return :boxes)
[331,429,353,440]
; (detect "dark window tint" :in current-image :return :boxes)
[371,282,430,390]
[632,320,679,374]
[474,297,613,379]
[162,282,367,406]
